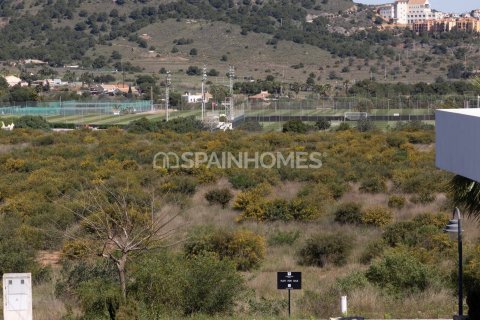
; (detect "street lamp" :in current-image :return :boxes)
[443,207,464,319]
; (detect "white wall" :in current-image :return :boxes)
[436,109,480,183]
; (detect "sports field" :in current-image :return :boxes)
[0,105,435,127]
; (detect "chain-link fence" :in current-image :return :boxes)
[0,100,153,116]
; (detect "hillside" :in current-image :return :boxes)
[1,0,478,86]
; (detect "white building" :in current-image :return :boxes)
[473,9,480,19]
[181,92,212,104]
[406,0,433,24]
[379,5,395,22]
[4,75,28,87]
[378,0,441,25]
[436,109,480,183]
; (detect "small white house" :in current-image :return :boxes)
[4,75,26,87]
[181,92,212,104]
[47,79,67,87]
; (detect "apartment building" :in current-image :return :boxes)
[413,18,480,33]
[379,0,442,25]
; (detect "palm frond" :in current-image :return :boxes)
[450,175,480,220]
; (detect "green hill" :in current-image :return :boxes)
[0,0,479,84]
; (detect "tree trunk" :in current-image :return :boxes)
[116,254,128,300]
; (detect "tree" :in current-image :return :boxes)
[315,118,331,131]
[62,70,77,82]
[64,186,180,300]
[209,84,229,102]
[80,72,94,86]
[186,66,201,76]
[111,51,122,60]
[282,120,310,133]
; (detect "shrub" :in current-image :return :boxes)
[365,250,431,294]
[15,116,50,129]
[132,251,245,317]
[157,116,204,133]
[334,202,362,225]
[382,217,451,251]
[336,122,350,131]
[298,233,353,267]
[359,176,387,193]
[360,240,386,264]
[262,199,317,222]
[228,230,266,271]
[412,212,449,228]
[315,118,331,131]
[465,245,480,319]
[184,227,266,271]
[235,120,263,132]
[233,184,270,211]
[183,253,244,315]
[282,120,310,133]
[388,195,406,209]
[160,176,198,195]
[336,271,368,294]
[268,230,300,246]
[357,119,375,132]
[33,135,55,146]
[361,206,393,227]
[130,251,186,314]
[205,188,233,208]
[386,134,407,148]
[229,172,260,190]
[410,191,435,204]
[126,117,156,133]
[297,183,335,215]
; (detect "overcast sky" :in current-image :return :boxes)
[354,0,476,13]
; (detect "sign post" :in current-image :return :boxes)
[277,272,302,317]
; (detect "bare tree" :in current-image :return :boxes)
[64,185,180,300]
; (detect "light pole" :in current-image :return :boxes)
[165,71,171,122]
[201,65,207,121]
[444,207,464,319]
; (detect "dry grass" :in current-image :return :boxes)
[33,280,67,320]
[30,175,479,319]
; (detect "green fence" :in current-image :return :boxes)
[0,100,153,116]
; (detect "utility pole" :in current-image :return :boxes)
[229,65,235,96]
[121,60,125,87]
[165,71,171,122]
[227,66,235,120]
[201,65,207,121]
[150,86,153,112]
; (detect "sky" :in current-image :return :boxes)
[354,0,476,13]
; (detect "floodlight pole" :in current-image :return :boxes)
[165,71,171,122]
[202,65,207,121]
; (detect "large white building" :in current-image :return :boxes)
[379,0,442,25]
